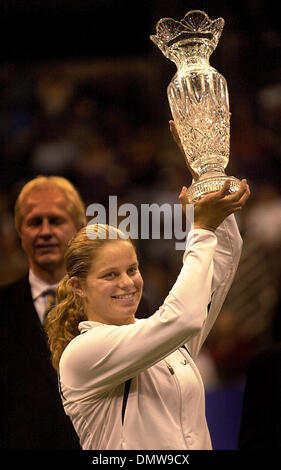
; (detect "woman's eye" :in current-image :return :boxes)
[128,266,138,275]
[103,272,116,279]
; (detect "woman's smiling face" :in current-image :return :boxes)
[80,240,143,325]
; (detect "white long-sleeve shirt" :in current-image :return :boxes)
[59,214,242,450]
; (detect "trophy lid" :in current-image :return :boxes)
[150,10,224,60]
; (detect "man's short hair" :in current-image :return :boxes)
[14,175,86,233]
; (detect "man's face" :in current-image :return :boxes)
[20,188,77,277]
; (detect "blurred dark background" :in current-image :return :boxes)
[0,0,280,449]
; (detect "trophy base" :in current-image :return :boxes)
[187,175,241,202]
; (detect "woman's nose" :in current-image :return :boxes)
[118,273,134,289]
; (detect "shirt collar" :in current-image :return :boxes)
[78,319,139,334]
[29,269,59,301]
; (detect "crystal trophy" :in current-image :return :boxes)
[151,10,240,201]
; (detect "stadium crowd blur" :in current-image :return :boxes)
[0,1,280,396]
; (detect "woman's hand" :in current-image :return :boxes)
[179,179,251,232]
[169,120,199,182]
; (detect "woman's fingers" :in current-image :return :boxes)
[178,177,250,222]
[169,120,182,150]
[169,120,199,181]
[222,180,250,211]
[200,180,232,202]
[236,182,251,206]
[206,179,248,204]
[179,186,190,212]
[222,181,250,216]
[217,179,231,198]
[189,177,250,230]
[227,179,248,201]
[179,186,194,217]
[179,186,188,199]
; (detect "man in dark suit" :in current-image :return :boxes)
[238,342,281,450]
[0,176,86,449]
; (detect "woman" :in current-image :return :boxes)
[46,173,250,450]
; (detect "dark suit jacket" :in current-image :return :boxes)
[238,343,281,450]
[0,275,81,449]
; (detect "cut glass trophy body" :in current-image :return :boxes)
[151,10,240,201]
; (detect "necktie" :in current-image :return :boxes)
[42,289,57,324]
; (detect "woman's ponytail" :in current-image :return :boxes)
[45,276,87,371]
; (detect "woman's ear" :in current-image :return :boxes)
[68,276,86,298]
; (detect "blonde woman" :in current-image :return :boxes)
[46,179,250,450]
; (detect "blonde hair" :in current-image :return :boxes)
[45,224,134,371]
[14,175,86,233]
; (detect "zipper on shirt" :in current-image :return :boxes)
[165,358,187,447]
[166,362,174,375]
